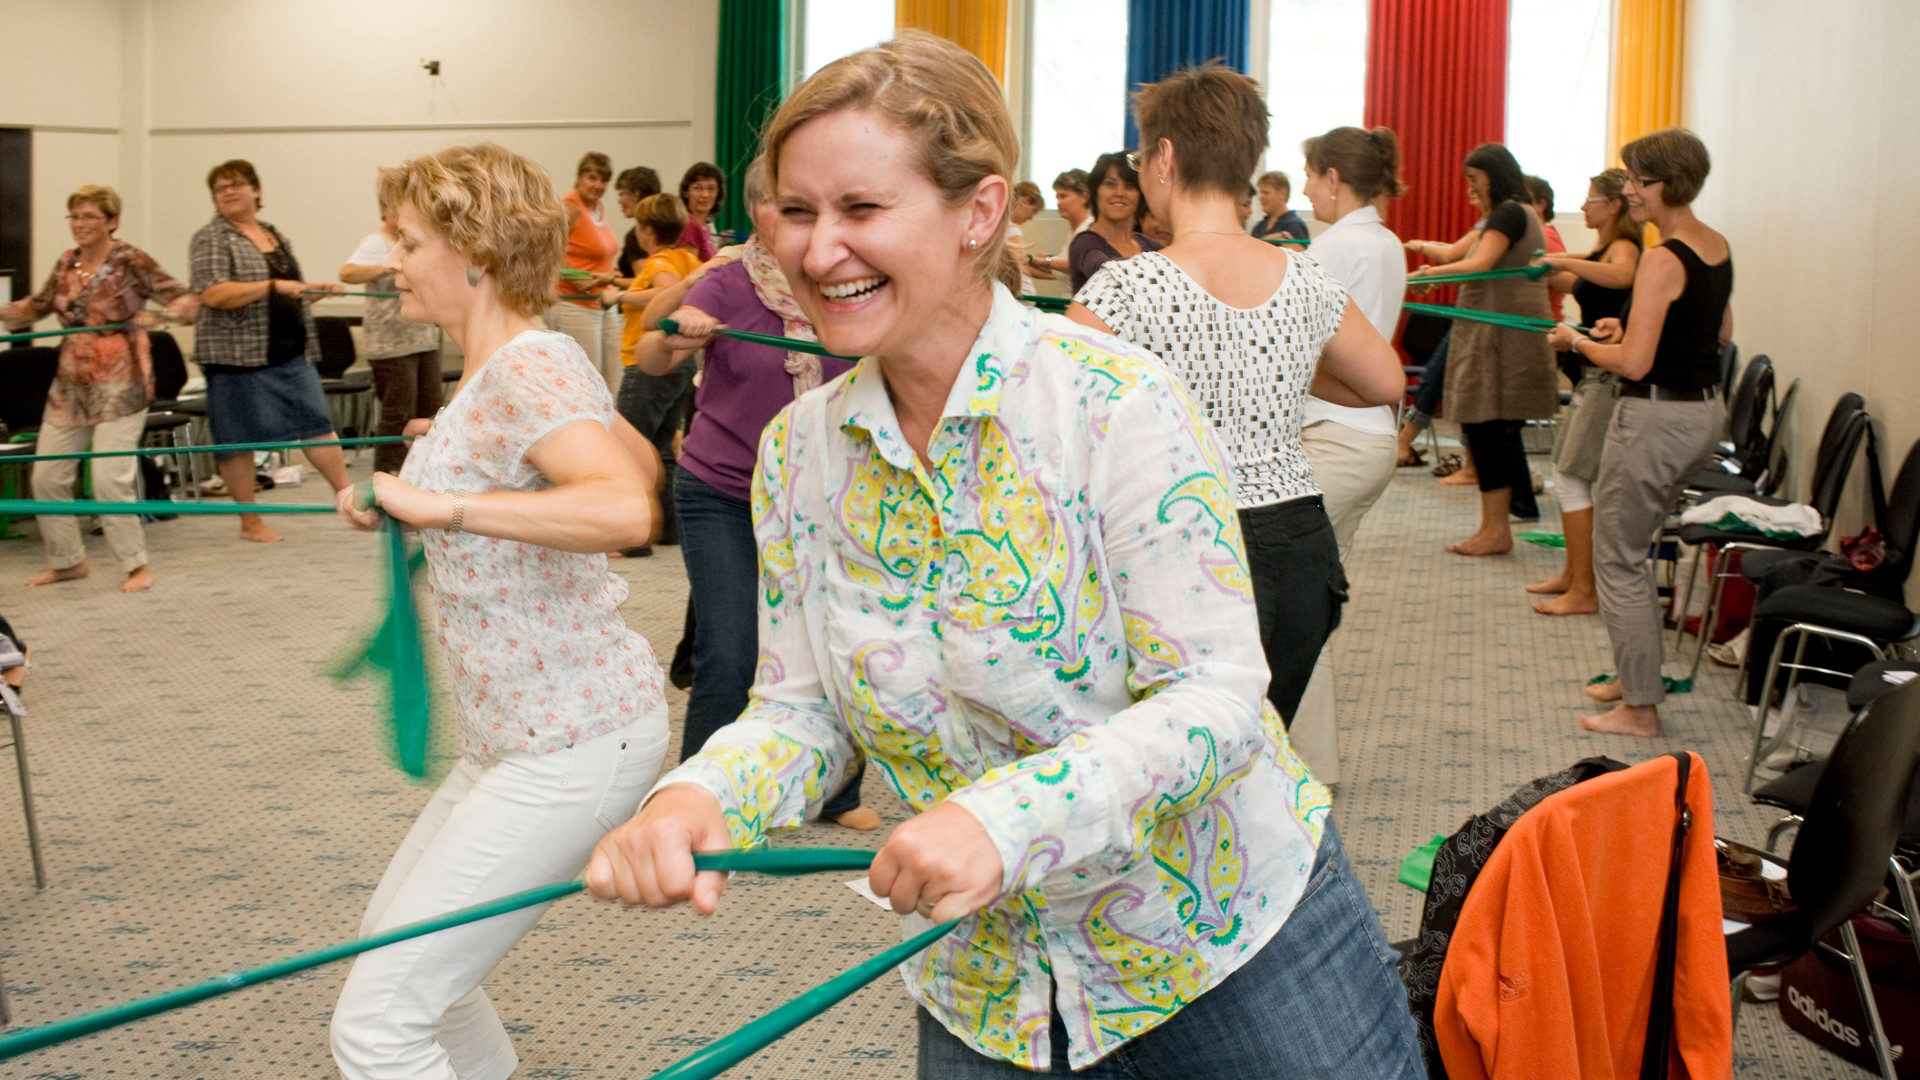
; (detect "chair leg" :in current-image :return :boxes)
[1729,971,1748,1031]
[1765,814,1802,854]
[1674,545,1704,652]
[1689,544,1733,683]
[1747,626,1800,794]
[1889,855,1920,970]
[1839,919,1900,1080]
[10,711,45,890]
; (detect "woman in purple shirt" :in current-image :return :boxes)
[631,163,875,829]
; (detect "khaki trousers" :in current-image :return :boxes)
[1289,421,1398,785]
[30,410,150,574]
[1592,395,1724,706]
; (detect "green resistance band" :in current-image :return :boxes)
[4,435,408,465]
[657,317,857,361]
[0,846,927,1070]
[1403,301,1591,336]
[351,483,432,777]
[1407,264,1550,286]
[1262,235,1311,245]
[1020,294,1072,313]
[0,499,337,517]
[1,322,131,345]
[306,289,401,299]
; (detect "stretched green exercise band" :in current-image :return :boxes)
[0,846,916,1065]
[1263,235,1311,244]
[307,289,401,299]
[1,322,131,344]
[657,316,856,361]
[4,435,409,465]
[0,499,337,516]
[1403,301,1591,336]
[1407,264,1549,285]
[1020,294,1072,312]
[355,482,434,777]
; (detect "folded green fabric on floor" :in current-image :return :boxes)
[1517,530,1566,548]
[1399,833,1447,892]
[1588,672,1693,694]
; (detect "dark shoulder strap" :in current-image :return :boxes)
[1641,752,1693,1080]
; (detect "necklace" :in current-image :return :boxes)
[1171,228,1249,241]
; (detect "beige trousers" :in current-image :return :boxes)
[1289,421,1398,786]
[30,410,150,574]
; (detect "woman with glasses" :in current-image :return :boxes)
[1,185,196,592]
[1548,129,1732,738]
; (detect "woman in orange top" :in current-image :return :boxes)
[548,151,623,391]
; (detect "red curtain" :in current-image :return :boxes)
[1364,0,1510,250]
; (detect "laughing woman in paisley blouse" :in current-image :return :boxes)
[588,34,1422,1080]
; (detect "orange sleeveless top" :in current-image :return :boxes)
[560,191,619,306]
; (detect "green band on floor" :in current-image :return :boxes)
[1517,530,1566,548]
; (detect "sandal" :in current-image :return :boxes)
[1397,447,1427,468]
[1430,453,1464,478]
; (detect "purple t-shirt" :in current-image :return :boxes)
[679,260,854,502]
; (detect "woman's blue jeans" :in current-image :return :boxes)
[673,465,864,815]
[915,822,1422,1078]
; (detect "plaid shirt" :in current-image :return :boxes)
[188,215,320,368]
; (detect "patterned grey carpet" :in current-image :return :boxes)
[0,449,1873,1078]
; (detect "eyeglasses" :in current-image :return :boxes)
[211,181,252,194]
[1582,196,1609,205]
[65,213,108,222]
[1124,152,1141,171]
[1626,174,1665,189]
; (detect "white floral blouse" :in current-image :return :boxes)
[656,287,1330,1069]
[399,330,667,760]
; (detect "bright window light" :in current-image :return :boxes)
[1026,0,1129,190]
[801,0,894,80]
[1505,0,1611,218]
[1264,0,1370,210]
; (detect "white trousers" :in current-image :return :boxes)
[544,301,623,393]
[1290,422,1398,787]
[330,715,668,1080]
[30,410,149,574]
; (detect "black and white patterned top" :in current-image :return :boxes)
[1077,250,1346,509]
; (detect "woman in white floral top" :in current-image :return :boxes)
[587,35,1421,1079]
[331,142,668,1080]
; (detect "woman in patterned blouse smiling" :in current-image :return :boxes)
[587,33,1421,1079]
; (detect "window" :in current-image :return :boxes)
[1025,0,1128,193]
[1505,0,1611,220]
[1263,0,1370,211]
[800,0,894,81]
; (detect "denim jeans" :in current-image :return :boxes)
[673,466,864,815]
[1239,495,1348,725]
[619,365,696,543]
[916,822,1422,1078]
[1408,328,1450,427]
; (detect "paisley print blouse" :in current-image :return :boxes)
[656,286,1330,1070]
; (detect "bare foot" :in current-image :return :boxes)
[27,563,89,586]
[238,518,284,544]
[1525,574,1571,595]
[1580,703,1661,737]
[829,806,882,831]
[1446,534,1512,557]
[1584,680,1624,702]
[122,564,154,593]
[1533,591,1599,616]
[1438,469,1480,487]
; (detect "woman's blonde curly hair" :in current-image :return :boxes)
[377,143,568,318]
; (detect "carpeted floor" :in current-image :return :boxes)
[0,449,1876,1078]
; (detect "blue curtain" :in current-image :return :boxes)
[1123,0,1251,146]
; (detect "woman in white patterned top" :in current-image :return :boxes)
[1071,65,1404,728]
[331,143,668,1080]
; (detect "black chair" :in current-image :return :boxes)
[1717,341,1741,411]
[141,330,201,500]
[0,348,61,525]
[313,316,374,439]
[1741,437,1920,792]
[1727,676,1920,1080]
[1672,394,1867,681]
[1695,353,1772,488]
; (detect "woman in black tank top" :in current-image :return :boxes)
[1545,128,1732,740]
[1527,169,1642,617]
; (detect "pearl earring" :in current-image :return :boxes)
[968,238,978,249]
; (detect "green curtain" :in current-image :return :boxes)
[715,0,787,240]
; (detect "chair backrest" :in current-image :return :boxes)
[1727,355,1774,476]
[1875,438,1920,589]
[1789,677,1920,941]
[1756,377,1798,490]
[0,346,61,434]
[149,330,188,402]
[1718,341,1741,404]
[1807,407,1871,527]
[312,315,357,378]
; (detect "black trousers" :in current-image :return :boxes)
[1240,495,1349,725]
[1460,418,1537,518]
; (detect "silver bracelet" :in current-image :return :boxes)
[447,489,466,533]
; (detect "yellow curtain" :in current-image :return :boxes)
[895,0,1009,83]
[1610,0,1685,151]
[1610,0,1684,243]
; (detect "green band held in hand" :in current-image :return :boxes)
[657,317,856,361]
[1,322,131,344]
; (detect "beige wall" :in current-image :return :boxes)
[1687,0,1920,591]
[1,0,719,314]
